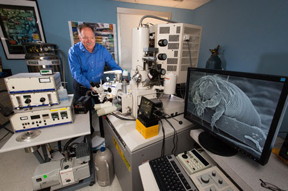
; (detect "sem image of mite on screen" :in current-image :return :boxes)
[188,74,283,157]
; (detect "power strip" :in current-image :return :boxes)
[190,166,239,191]
[176,149,212,175]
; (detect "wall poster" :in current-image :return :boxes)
[0,0,45,59]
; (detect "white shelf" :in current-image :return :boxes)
[0,113,90,153]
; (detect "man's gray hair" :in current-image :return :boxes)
[77,23,94,34]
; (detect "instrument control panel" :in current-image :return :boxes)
[10,96,74,133]
[190,166,239,191]
[176,149,212,175]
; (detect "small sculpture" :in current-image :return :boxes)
[206,45,222,70]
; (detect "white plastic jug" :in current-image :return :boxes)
[94,147,114,187]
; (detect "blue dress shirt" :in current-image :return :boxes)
[68,42,122,89]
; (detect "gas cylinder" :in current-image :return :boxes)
[94,147,114,186]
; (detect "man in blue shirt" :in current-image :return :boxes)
[68,24,122,102]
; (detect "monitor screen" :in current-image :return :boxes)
[184,68,288,165]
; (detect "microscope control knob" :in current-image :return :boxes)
[200,175,210,184]
[158,53,167,60]
[25,99,31,104]
[209,187,216,191]
[182,154,188,159]
[218,179,223,184]
[158,39,168,47]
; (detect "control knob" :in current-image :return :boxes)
[182,154,188,159]
[209,187,216,191]
[25,99,31,104]
[158,39,168,47]
[218,178,223,184]
[158,53,167,60]
[200,175,210,184]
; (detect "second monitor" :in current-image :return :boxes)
[184,67,288,165]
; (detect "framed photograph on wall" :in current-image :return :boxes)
[0,0,45,59]
[68,21,118,63]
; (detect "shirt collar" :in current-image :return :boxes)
[79,42,98,53]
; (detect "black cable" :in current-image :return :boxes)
[164,118,178,155]
[259,179,286,191]
[111,112,136,121]
[161,112,184,155]
[153,108,181,156]
[159,120,165,157]
[63,137,79,152]
[163,112,184,119]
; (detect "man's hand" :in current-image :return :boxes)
[90,86,98,94]
[90,84,104,94]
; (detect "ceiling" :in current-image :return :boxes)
[113,0,211,10]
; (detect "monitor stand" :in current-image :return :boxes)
[198,131,238,157]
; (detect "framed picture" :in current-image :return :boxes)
[68,21,118,63]
[0,0,45,59]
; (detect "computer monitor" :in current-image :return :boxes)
[184,67,288,165]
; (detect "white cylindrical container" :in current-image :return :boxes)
[164,73,177,95]
[122,69,129,93]
[131,27,149,71]
[94,147,114,187]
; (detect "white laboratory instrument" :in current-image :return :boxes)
[9,91,59,109]
[93,16,202,118]
[32,144,91,191]
[176,149,212,175]
[10,95,74,132]
[4,72,61,93]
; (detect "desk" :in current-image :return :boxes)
[0,112,95,190]
[190,129,288,191]
[139,129,288,191]
[103,96,197,191]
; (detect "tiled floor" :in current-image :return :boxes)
[0,126,122,191]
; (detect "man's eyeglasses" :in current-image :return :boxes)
[259,179,286,191]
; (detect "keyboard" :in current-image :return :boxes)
[149,155,198,191]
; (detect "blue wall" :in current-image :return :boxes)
[191,0,288,133]
[1,0,287,131]
[192,0,288,75]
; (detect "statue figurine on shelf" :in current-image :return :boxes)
[206,45,223,70]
